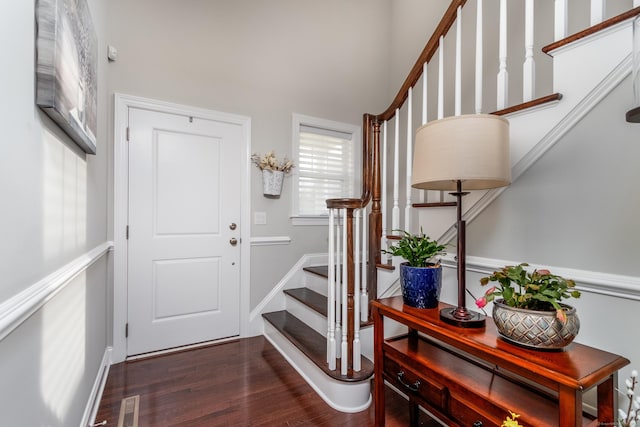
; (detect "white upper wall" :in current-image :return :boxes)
[0,0,109,302]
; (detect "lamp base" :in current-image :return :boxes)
[440,307,486,328]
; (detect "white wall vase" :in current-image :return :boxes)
[262,169,284,197]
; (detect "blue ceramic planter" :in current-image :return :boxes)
[399,263,442,308]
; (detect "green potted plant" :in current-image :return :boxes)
[383,229,445,309]
[476,262,581,349]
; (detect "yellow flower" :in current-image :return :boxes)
[501,411,523,427]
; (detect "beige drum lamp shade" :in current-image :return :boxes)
[411,113,511,328]
[412,114,511,191]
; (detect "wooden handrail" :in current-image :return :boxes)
[376,0,468,122]
[326,1,470,325]
[326,114,374,210]
[327,0,466,210]
[328,0,467,205]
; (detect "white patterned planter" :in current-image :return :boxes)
[262,169,284,196]
[492,299,580,350]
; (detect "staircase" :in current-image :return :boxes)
[261,265,375,412]
[259,0,640,414]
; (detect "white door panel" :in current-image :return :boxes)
[127,108,242,356]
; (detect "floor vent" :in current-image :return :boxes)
[117,395,140,427]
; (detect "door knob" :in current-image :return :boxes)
[229,238,238,246]
[229,223,237,230]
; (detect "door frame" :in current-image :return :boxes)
[112,93,251,363]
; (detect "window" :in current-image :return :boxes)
[291,114,361,225]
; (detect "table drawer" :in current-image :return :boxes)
[448,393,500,427]
[383,355,448,411]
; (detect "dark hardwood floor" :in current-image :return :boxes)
[96,336,440,426]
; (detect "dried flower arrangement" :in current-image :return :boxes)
[251,151,295,173]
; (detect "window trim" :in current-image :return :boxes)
[290,113,361,226]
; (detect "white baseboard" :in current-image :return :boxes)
[81,346,112,427]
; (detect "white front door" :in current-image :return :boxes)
[127,107,242,356]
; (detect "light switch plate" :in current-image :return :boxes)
[254,211,267,225]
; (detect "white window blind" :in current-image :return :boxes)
[292,115,360,220]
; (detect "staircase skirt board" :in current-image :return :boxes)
[262,312,372,413]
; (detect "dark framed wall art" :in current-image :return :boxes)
[35,0,98,155]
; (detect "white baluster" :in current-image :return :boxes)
[438,35,445,119]
[327,209,336,370]
[353,209,361,372]
[422,63,428,125]
[635,0,640,8]
[591,0,605,26]
[381,121,388,256]
[361,207,369,321]
[392,110,400,233]
[497,0,509,110]
[523,0,535,102]
[341,208,348,376]
[554,0,568,41]
[405,88,413,232]
[455,6,462,116]
[475,0,484,114]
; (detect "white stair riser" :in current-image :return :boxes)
[285,296,327,336]
[302,271,328,296]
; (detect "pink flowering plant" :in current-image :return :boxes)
[476,263,580,323]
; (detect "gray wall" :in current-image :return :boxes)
[468,78,640,275]
[466,75,640,379]
[106,0,392,308]
[0,0,111,425]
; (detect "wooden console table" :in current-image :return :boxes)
[372,297,629,427]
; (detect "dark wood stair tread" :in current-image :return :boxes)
[412,202,457,208]
[376,262,395,271]
[492,93,563,116]
[263,311,374,382]
[542,7,640,54]
[284,288,327,317]
[303,265,329,278]
[284,287,373,328]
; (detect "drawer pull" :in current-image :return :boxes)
[397,371,421,392]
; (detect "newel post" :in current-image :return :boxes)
[367,120,382,318]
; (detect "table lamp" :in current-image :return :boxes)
[412,114,511,327]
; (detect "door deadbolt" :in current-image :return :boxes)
[229,223,237,230]
[229,238,238,246]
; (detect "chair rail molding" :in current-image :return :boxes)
[0,241,113,342]
[440,253,640,301]
[250,236,292,246]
